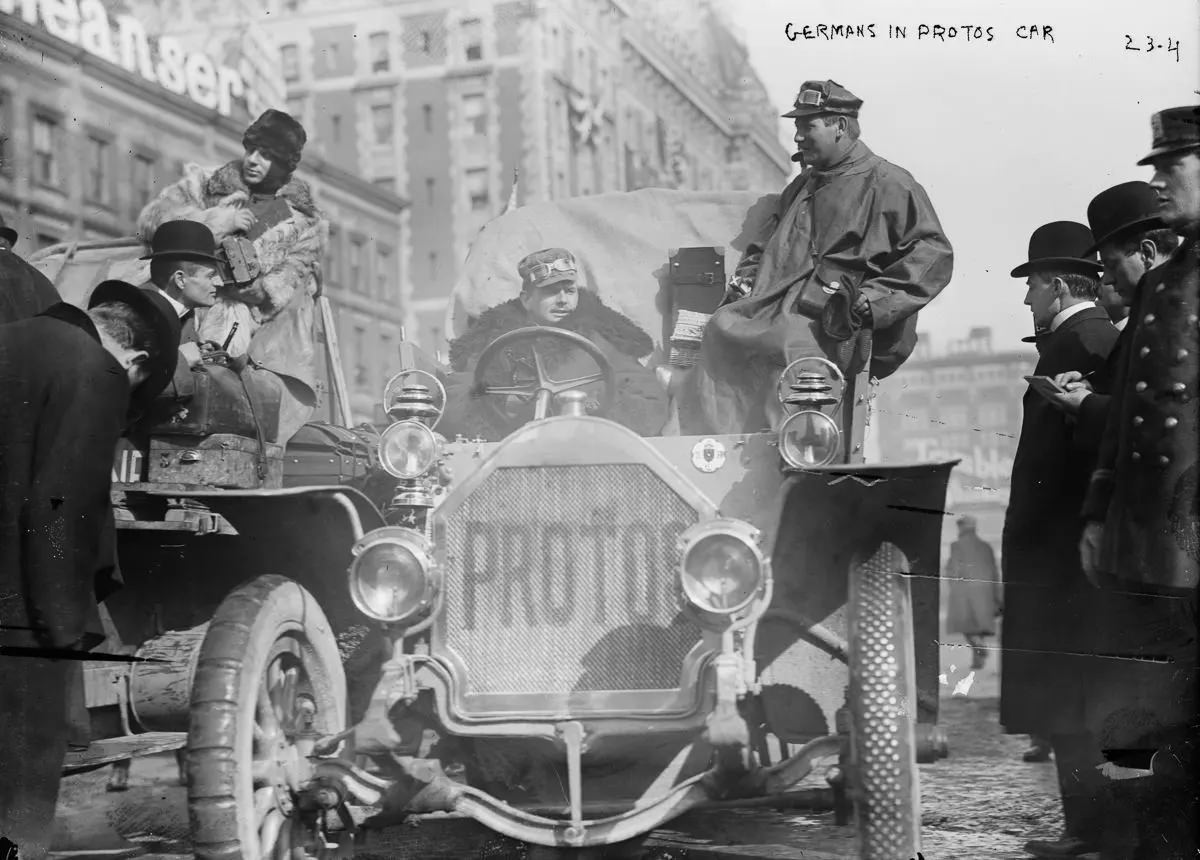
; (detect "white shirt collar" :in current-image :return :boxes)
[157,288,189,319]
[1114,315,1129,332]
[1049,301,1094,332]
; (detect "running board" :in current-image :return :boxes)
[62,732,186,775]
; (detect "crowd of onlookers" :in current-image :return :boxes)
[945,105,1199,859]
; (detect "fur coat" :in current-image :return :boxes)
[442,291,667,439]
[137,161,329,398]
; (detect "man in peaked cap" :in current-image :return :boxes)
[0,280,179,858]
[441,247,667,439]
[1076,107,1200,859]
[676,79,953,434]
[999,222,1119,857]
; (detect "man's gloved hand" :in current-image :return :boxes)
[852,292,872,323]
[1079,521,1105,588]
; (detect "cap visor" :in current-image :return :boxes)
[528,273,577,290]
[1136,142,1200,166]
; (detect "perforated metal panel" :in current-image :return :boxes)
[442,464,704,698]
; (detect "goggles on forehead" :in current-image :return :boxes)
[797,89,827,107]
[525,258,577,283]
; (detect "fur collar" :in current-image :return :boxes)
[449,291,654,372]
[206,161,319,218]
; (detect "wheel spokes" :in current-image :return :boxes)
[545,370,606,393]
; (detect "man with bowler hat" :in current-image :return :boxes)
[1000,222,1119,857]
[676,79,953,434]
[0,212,60,325]
[143,219,225,369]
[1043,182,1178,442]
[0,281,180,859]
[138,109,329,444]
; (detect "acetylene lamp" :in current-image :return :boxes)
[776,358,845,469]
[378,372,447,527]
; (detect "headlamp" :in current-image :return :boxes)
[348,527,437,625]
[678,519,768,617]
[379,419,441,479]
[779,410,841,469]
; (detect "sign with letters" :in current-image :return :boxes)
[2,0,258,117]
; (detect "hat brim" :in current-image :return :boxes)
[139,249,223,263]
[781,107,856,120]
[88,280,181,404]
[1010,257,1102,278]
[1085,215,1168,255]
[1136,141,1200,166]
[0,227,16,246]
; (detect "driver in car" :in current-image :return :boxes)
[440,248,667,439]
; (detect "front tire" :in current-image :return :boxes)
[188,575,347,859]
[846,542,920,859]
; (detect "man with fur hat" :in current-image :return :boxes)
[137,109,328,443]
[441,247,667,440]
[999,222,1119,858]
[677,79,953,434]
[0,281,180,859]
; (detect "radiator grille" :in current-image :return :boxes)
[442,464,704,698]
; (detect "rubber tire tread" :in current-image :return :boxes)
[847,542,921,860]
[187,574,346,860]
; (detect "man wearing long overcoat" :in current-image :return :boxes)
[677,79,953,434]
[0,282,179,859]
[1000,222,1119,857]
[1079,105,1200,859]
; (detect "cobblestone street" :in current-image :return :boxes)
[50,626,1079,860]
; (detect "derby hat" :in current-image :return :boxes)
[140,220,221,263]
[88,280,181,404]
[1084,181,1165,254]
[0,212,17,247]
[1010,221,1102,278]
[782,80,863,119]
[518,248,579,291]
[1136,105,1200,166]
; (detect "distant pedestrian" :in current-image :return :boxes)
[944,515,1002,670]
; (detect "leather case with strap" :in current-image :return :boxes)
[147,363,282,440]
[282,422,377,488]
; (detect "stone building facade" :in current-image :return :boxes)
[261,0,791,354]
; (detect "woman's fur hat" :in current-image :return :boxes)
[243,109,307,173]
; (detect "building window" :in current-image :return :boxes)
[353,325,368,387]
[462,93,486,136]
[85,136,111,204]
[369,32,390,73]
[0,90,11,176]
[462,18,483,61]
[131,153,157,215]
[32,113,59,186]
[326,226,340,284]
[978,402,1008,427]
[376,245,392,298]
[380,333,395,370]
[330,114,342,143]
[425,177,435,206]
[465,168,489,212]
[281,43,300,82]
[371,103,393,145]
[429,251,438,280]
[420,30,432,54]
[349,237,365,291]
[422,103,433,133]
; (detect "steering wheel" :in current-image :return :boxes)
[472,326,616,430]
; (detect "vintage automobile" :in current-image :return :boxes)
[31,188,954,860]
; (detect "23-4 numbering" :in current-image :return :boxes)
[1126,35,1181,61]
